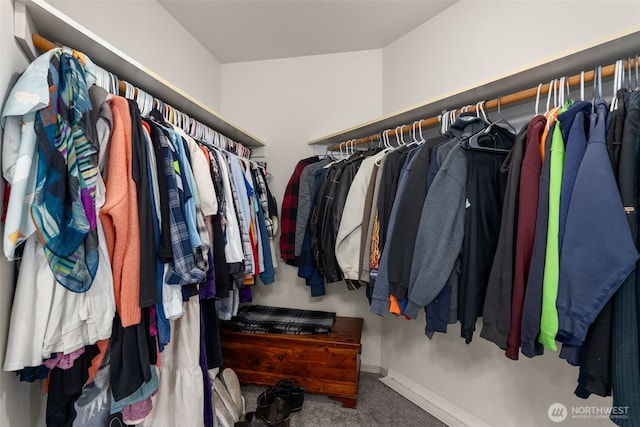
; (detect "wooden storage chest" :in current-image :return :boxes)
[220,316,363,408]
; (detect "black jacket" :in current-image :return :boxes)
[459,124,515,344]
[480,124,528,349]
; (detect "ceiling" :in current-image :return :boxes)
[157,0,457,64]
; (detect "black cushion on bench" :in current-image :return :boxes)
[222,304,336,335]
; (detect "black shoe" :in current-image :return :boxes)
[235,394,290,427]
[273,379,305,412]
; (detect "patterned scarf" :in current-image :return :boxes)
[31,51,99,292]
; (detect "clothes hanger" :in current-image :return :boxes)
[410,120,425,146]
[439,110,447,135]
[463,125,512,154]
[418,119,426,142]
[635,55,639,90]
[545,79,554,113]
[535,83,543,116]
[463,97,513,154]
[475,101,487,122]
[611,60,621,111]
[493,97,517,134]
[394,126,401,146]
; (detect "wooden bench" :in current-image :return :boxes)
[219,316,363,408]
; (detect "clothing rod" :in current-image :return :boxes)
[327,56,639,152]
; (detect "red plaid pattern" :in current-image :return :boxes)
[279,157,320,265]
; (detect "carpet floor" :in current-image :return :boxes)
[240,372,448,427]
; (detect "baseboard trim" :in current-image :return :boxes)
[379,368,492,427]
[360,364,383,374]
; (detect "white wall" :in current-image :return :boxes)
[0,2,46,425]
[221,49,384,369]
[383,0,640,114]
[381,1,640,426]
[47,0,222,111]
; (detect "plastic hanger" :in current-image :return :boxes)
[122,80,134,99]
[635,55,639,90]
[492,96,517,134]
[611,61,621,111]
[439,110,448,135]
[545,79,554,113]
[535,83,543,115]
[411,120,425,146]
[395,126,407,146]
[463,100,510,154]
[592,65,602,112]
[464,125,511,154]
[580,71,585,101]
[475,101,488,122]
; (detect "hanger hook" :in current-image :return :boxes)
[440,111,447,134]
[535,83,542,115]
[545,80,553,113]
[635,55,640,90]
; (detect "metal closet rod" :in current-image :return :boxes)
[327,56,639,152]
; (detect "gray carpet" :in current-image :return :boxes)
[240,372,448,427]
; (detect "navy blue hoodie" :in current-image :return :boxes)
[557,100,639,346]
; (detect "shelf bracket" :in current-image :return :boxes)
[14,0,38,61]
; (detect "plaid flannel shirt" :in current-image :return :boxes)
[279,157,320,265]
[158,130,206,286]
[252,165,273,237]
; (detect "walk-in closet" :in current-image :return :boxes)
[1,1,640,426]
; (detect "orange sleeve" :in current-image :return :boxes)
[101,96,141,327]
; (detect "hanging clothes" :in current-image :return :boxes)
[611,90,640,427]
[404,115,486,319]
[279,156,321,265]
[575,88,628,398]
[1,48,278,427]
[480,123,528,349]
[505,115,546,360]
